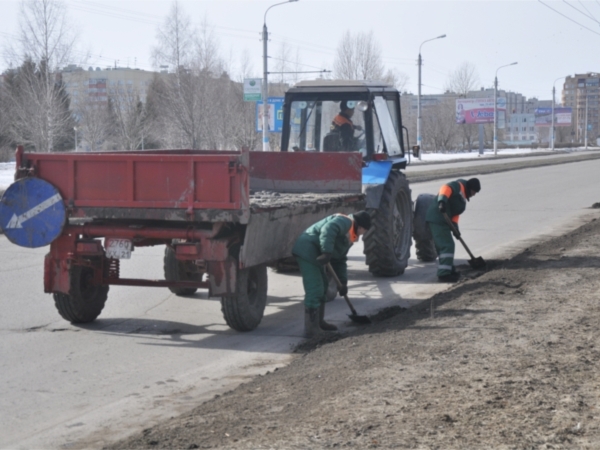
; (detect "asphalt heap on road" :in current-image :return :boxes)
[106,207,600,447]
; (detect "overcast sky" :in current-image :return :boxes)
[0,0,599,100]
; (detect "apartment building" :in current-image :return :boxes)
[562,73,599,144]
[61,65,157,108]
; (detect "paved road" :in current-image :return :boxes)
[1,157,600,449]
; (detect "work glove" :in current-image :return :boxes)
[452,228,461,240]
[438,201,446,214]
[316,253,332,266]
[354,125,363,131]
[338,284,348,297]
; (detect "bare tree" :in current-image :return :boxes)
[74,94,112,151]
[3,0,78,152]
[445,62,480,96]
[151,1,194,70]
[383,68,410,92]
[422,98,459,151]
[108,85,149,150]
[446,62,481,152]
[149,3,226,149]
[334,31,386,80]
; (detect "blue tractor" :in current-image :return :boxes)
[281,80,416,276]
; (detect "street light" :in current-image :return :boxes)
[551,76,567,151]
[493,62,518,155]
[74,126,78,152]
[262,0,298,152]
[417,34,446,159]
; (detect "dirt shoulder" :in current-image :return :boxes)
[107,208,600,449]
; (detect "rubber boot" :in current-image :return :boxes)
[304,307,322,338]
[319,302,338,331]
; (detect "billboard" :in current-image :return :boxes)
[456,98,506,125]
[256,97,284,133]
[534,107,572,127]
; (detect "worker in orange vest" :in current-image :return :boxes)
[330,101,363,151]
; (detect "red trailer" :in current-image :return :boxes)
[3,146,364,331]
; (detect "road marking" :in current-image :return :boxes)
[5,193,62,229]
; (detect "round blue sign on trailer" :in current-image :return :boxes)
[0,177,66,248]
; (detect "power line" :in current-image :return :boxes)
[538,0,600,36]
[562,0,600,25]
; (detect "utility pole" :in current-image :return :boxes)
[261,0,298,152]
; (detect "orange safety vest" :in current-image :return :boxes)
[332,114,354,129]
[438,182,466,224]
[335,213,358,243]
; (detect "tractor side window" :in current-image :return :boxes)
[289,101,318,151]
[373,97,402,156]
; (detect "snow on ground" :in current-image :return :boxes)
[0,147,596,191]
[0,163,15,191]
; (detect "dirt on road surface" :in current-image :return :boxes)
[105,207,600,450]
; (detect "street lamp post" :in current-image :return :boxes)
[417,34,446,159]
[551,76,566,151]
[493,62,518,156]
[262,0,298,152]
[74,127,78,152]
[585,95,589,150]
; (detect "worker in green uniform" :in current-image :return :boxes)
[292,211,371,338]
[426,178,481,283]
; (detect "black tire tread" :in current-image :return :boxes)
[164,245,199,296]
[221,265,268,332]
[413,194,437,262]
[363,171,413,277]
[53,264,109,323]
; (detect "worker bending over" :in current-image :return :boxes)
[292,211,371,338]
[426,178,481,283]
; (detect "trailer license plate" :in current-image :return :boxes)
[105,239,132,259]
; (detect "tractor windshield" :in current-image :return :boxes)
[288,100,366,154]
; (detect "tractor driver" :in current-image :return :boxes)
[330,101,363,151]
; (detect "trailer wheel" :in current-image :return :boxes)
[221,264,268,332]
[164,245,201,296]
[413,193,437,262]
[53,264,109,323]
[364,171,413,277]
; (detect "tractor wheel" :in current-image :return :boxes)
[364,171,413,277]
[413,193,437,262]
[53,264,109,323]
[164,245,202,296]
[221,264,268,332]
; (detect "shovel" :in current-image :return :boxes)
[325,263,371,324]
[442,213,486,270]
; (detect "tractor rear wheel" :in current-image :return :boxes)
[221,264,268,332]
[364,171,413,277]
[413,193,437,262]
[53,264,109,323]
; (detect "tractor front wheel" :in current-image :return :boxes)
[363,171,413,277]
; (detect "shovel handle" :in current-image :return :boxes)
[325,263,359,316]
[442,212,477,260]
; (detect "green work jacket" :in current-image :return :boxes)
[425,178,468,226]
[292,214,354,285]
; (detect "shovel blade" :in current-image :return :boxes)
[468,256,486,270]
[348,314,371,324]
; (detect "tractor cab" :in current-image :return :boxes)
[281,80,409,166]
